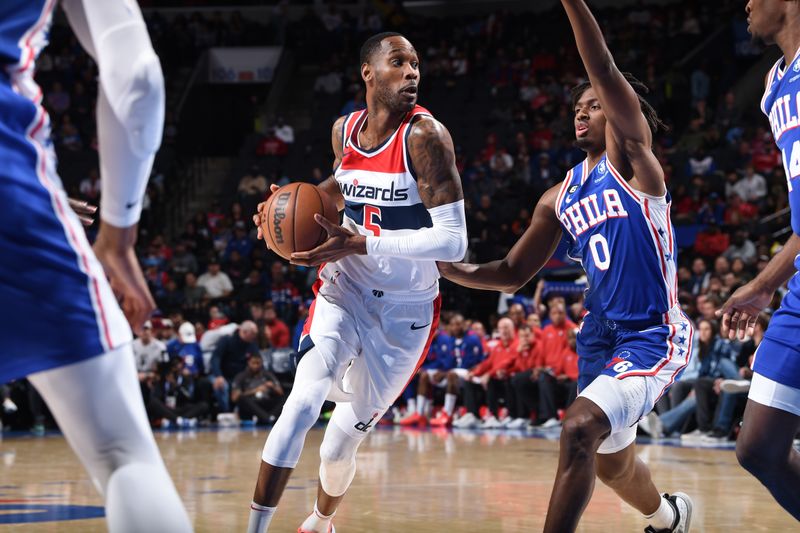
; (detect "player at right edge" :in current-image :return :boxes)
[717,0,800,520]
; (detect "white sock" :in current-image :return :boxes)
[416,395,427,415]
[247,501,276,533]
[299,502,334,533]
[444,393,457,415]
[644,495,675,530]
[407,398,416,415]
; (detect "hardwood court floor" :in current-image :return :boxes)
[0,426,795,532]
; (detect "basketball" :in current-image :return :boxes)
[261,182,338,260]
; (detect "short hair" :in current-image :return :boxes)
[570,73,667,135]
[360,32,405,65]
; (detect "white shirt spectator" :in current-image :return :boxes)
[197,266,234,299]
[274,121,294,144]
[723,238,757,265]
[132,336,167,373]
[734,171,767,202]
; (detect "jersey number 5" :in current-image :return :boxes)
[589,234,611,270]
[364,205,382,236]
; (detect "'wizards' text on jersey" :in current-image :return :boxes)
[762,49,800,236]
[555,156,678,325]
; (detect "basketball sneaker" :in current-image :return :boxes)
[719,379,750,394]
[639,411,664,438]
[479,415,503,429]
[539,417,561,429]
[298,523,335,533]
[505,417,528,430]
[2,398,17,413]
[429,411,453,428]
[644,492,693,533]
[452,411,479,429]
[398,412,427,427]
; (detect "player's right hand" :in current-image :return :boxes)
[717,280,773,341]
[253,184,281,242]
[93,222,155,336]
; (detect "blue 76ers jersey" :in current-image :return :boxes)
[555,155,678,325]
[763,50,800,247]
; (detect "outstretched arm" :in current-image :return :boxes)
[561,0,665,196]
[438,185,563,293]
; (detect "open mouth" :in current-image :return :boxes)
[400,85,418,96]
[576,122,589,135]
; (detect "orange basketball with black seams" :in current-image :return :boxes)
[261,183,338,261]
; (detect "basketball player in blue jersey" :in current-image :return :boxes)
[0,1,191,531]
[440,1,694,531]
[247,32,468,533]
[716,0,800,520]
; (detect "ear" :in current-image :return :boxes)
[361,62,372,83]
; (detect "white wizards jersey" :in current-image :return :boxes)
[324,105,438,302]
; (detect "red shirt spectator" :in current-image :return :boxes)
[264,309,290,349]
[257,131,288,156]
[511,326,539,373]
[535,304,577,369]
[694,227,730,258]
[471,318,517,378]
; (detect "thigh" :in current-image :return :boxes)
[0,152,130,381]
[347,296,440,411]
[748,372,800,417]
[739,397,800,453]
[578,374,642,453]
[29,345,160,490]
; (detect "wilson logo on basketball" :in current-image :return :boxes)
[272,192,291,244]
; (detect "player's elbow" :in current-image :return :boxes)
[102,49,166,157]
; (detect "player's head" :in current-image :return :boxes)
[570,73,666,152]
[360,32,419,113]
[449,313,466,337]
[746,0,799,44]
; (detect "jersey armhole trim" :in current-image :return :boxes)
[605,157,645,204]
[554,168,575,218]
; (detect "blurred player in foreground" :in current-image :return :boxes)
[0,1,190,531]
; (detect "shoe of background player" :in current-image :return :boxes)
[640,411,664,438]
[505,417,528,430]
[700,428,729,443]
[719,379,751,394]
[680,429,708,441]
[479,415,503,429]
[429,411,453,428]
[2,398,17,413]
[398,412,427,427]
[539,417,561,429]
[452,411,479,429]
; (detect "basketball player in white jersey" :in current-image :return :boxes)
[247,32,468,532]
[0,1,191,531]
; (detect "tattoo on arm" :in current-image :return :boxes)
[318,116,347,210]
[406,117,464,208]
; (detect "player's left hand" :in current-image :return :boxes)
[68,198,97,226]
[289,214,367,266]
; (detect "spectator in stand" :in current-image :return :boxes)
[489,146,514,178]
[46,81,70,115]
[689,257,711,296]
[724,194,758,226]
[210,321,260,413]
[183,272,207,320]
[468,319,491,354]
[536,327,580,429]
[238,168,268,197]
[132,321,167,399]
[197,259,234,300]
[263,301,290,349]
[504,325,540,429]
[455,318,518,429]
[733,165,768,204]
[508,302,526,331]
[314,65,343,95]
[170,242,198,276]
[147,357,209,429]
[166,322,214,421]
[240,270,268,304]
[269,261,300,323]
[225,221,254,261]
[232,354,285,424]
[78,168,101,203]
[694,224,730,258]
[722,230,757,266]
[273,116,294,145]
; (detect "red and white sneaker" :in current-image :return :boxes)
[398,412,428,427]
[429,411,453,428]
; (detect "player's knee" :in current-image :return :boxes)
[595,455,634,487]
[736,438,775,476]
[283,385,326,429]
[560,413,605,458]
[319,433,359,497]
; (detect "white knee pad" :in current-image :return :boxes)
[318,422,364,498]
[262,349,334,468]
